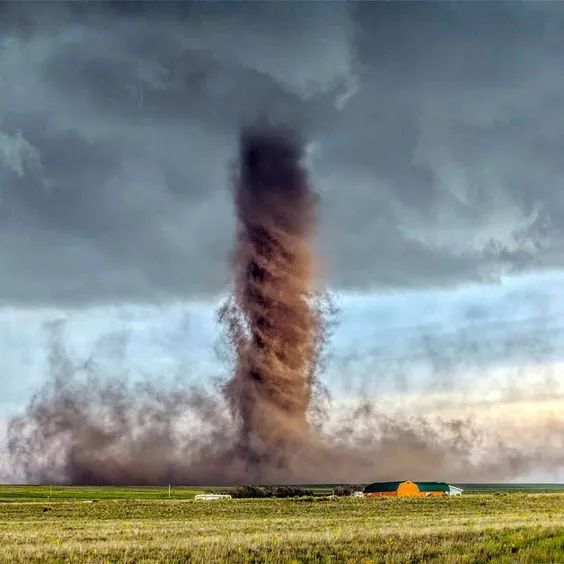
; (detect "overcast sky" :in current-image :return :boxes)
[4,2,564,303]
[1,2,564,480]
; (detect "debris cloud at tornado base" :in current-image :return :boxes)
[5,127,564,485]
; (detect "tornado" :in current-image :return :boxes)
[220,127,324,475]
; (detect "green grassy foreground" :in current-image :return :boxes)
[0,489,562,563]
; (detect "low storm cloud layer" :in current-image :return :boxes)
[2,3,564,304]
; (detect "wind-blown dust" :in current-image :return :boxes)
[4,127,564,484]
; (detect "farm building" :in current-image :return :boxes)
[363,481,457,497]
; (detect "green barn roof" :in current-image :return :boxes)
[416,482,450,492]
[363,481,403,493]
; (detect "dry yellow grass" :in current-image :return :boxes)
[0,493,562,562]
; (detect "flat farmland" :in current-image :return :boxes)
[0,487,562,562]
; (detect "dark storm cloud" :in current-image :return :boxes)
[2,2,564,304]
[314,3,564,290]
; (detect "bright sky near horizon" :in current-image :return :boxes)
[2,270,563,481]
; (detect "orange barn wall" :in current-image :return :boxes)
[397,481,422,496]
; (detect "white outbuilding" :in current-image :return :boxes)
[448,485,463,496]
[194,494,232,501]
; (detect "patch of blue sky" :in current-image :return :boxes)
[2,269,564,415]
[326,269,564,397]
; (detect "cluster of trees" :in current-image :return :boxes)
[333,485,359,496]
[225,485,362,498]
[227,485,315,498]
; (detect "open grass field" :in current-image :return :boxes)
[0,487,562,563]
